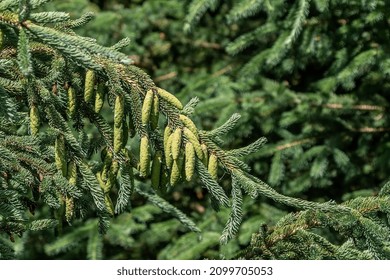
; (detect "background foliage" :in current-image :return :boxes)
[1,0,390,259]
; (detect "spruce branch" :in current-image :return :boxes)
[206,113,241,138]
[29,219,58,231]
[1,0,389,260]
[226,0,264,24]
[226,23,277,55]
[234,170,351,213]
[29,12,70,24]
[220,174,243,244]
[284,0,310,47]
[61,12,94,29]
[241,191,390,260]
[184,0,220,33]
[227,137,267,157]
[17,28,32,76]
[115,161,134,215]
[136,184,201,234]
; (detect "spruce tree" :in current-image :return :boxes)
[0,0,389,260]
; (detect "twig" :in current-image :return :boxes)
[275,138,315,151]
[154,71,177,82]
[350,127,390,133]
[193,40,222,50]
[323,103,385,111]
[212,64,234,77]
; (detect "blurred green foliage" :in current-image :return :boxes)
[1,0,390,259]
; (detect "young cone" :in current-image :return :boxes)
[166,139,174,169]
[183,127,203,160]
[114,123,123,154]
[55,135,67,176]
[208,154,218,181]
[142,89,154,125]
[67,86,76,118]
[151,151,163,189]
[65,196,74,224]
[114,94,124,128]
[171,128,182,160]
[114,95,125,153]
[156,87,183,110]
[95,83,105,113]
[139,136,150,177]
[179,114,198,138]
[163,126,172,151]
[170,159,181,186]
[67,161,77,187]
[164,127,173,168]
[84,69,95,103]
[30,104,39,136]
[150,94,159,130]
[185,142,195,181]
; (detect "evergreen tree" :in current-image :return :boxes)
[0,0,389,260]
